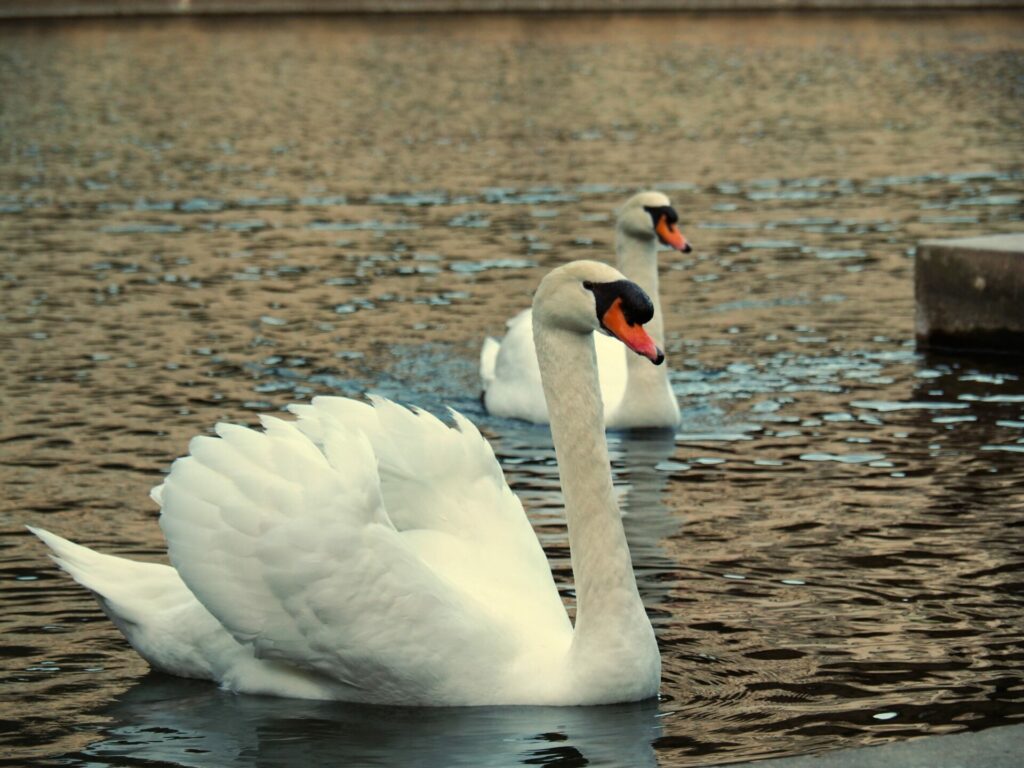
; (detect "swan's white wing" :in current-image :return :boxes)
[288,396,571,641]
[157,398,569,703]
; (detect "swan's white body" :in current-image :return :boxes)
[32,260,661,707]
[480,309,629,425]
[481,191,683,429]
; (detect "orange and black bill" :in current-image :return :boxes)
[646,204,692,253]
[585,278,664,365]
[601,298,664,364]
[655,215,691,253]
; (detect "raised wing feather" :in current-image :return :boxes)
[289,396,570,638]
[156,397,569,703]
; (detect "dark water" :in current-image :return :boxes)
[2,11,1023,768]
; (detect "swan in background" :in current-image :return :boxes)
[480,190,691,429]
[31,260,664,707]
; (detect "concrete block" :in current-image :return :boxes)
[915,233,1024,356]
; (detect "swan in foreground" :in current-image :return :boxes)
[480,191,691,428]
[31,260,664,706]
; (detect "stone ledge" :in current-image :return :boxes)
[915,233,1024,356]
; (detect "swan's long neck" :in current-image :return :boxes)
[533,322,653,662]
[611,230,680,428]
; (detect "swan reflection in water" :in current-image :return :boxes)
[82,675,662,768]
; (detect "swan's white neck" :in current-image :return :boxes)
[533,319,659,698]
[609,230,680,429]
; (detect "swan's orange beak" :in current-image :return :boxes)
[656,216,692,253]
[601,298,664,365]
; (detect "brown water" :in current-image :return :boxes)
[2,11,1023,768]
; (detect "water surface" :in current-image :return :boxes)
[1,11,1023,767]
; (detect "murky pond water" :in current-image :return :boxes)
[2,11,1023,767]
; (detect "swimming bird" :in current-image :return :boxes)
[31,260,664,706]
[480,191,691,428]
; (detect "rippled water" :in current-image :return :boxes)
[2,11,1023,768]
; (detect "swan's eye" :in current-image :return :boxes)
[582,281,594,291]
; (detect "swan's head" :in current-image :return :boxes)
[616,190,692,253]
[533,260,664,365]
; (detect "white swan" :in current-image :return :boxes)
[31,260,664,707]
[481,191,691,428]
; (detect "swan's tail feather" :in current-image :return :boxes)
[28,525,242,681]
[479,336,500,389]
[28,526,180,625]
